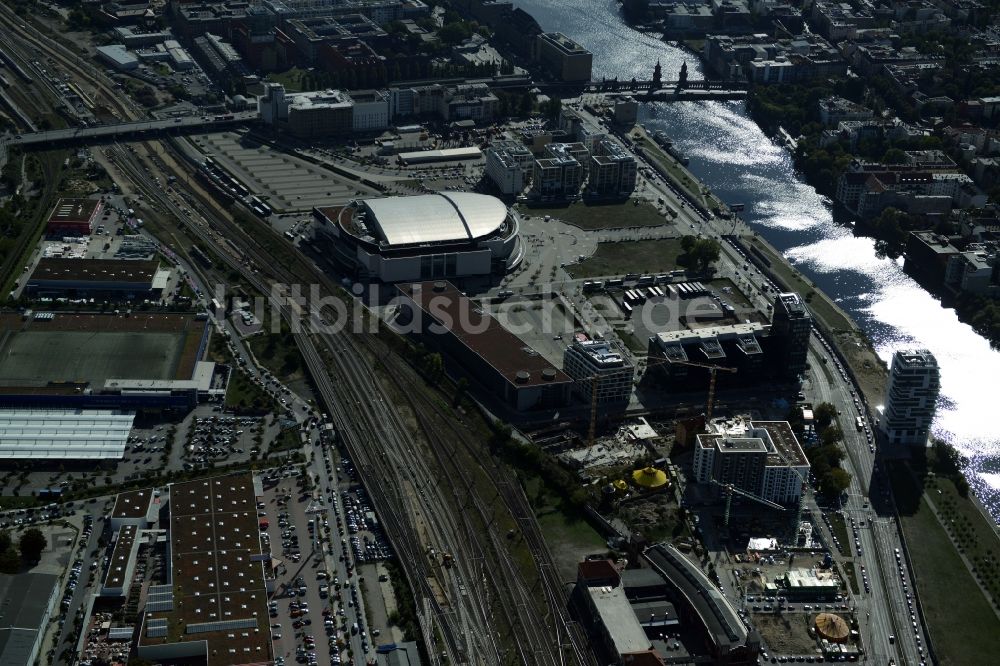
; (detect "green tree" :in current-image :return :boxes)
[820,468,852,497]
[18,528,46,563]
[813,402,837,431]
[820,425,844,447]
[0,548,19,574]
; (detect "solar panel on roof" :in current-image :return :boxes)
[186,618,258,634]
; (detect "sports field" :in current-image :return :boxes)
[0,330,187,386]
[0,312,206,387]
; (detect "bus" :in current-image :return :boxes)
[855,416,864,431]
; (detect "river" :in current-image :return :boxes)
[513,0,1000,519]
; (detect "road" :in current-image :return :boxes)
[2,111,258,147]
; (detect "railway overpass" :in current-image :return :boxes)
[3,111,259,149]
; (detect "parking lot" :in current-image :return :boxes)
[261,471,355,666]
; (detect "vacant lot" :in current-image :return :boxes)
[751,612,820,656]
[523,476,607,581]
[526,200,666,230]
[567,238,685,279]
[891,464,1000,666]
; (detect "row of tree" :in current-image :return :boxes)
[807,402,854,498]
[0,528,46,573]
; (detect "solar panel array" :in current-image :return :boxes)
[186,618,257,635]
[146,618,168,638]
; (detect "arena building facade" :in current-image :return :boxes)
[313,192,523,282]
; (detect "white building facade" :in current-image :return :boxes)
[881,349,940,446]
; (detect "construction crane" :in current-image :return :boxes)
[585,354,736,449]
[659,357,737,424]
[711,479,786,528]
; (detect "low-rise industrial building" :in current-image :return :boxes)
[0,573,61,666]
[46,198,102,237]
[396,281,572,412]
[0,408,135,460]
[644,544,761,664]
[778,568,841,598]
[26,258,170,301]
[132,473,273,666]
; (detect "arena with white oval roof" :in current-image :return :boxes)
[313,192,523,282]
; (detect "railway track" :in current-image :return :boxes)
[0,12,595,662]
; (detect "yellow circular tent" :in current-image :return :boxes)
[814,613,850,643]
[632,466,668,489]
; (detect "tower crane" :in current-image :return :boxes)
[584,351,737,449]
[710,479,786,528]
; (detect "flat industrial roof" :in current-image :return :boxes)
[398,281,572,389]
[584,584,652,656]
[397,146,483,164]
[361,192,507,246]
[0,574,60,666]
[0,409,134,459]
[112,488,155,519]
[48,198,100,223]
[30,258,159,284]
[141,473,271,666]
[105,524,138,590]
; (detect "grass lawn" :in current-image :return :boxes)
[524,199,667,230]
[209,336,275,412]
[830,512,851,554]
[840,560,859,595]
[247,327,305,384]
[616,327,649,354]
[523,476,607,581]
[891,464,1000,666]
[269,427,300,453]
[567,238,685,279]
[267,67,308,92]
[0,496,38,511]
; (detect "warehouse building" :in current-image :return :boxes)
[0,408,135,460]
[26,258,170,301]
[0,312,218,410]
[314,192,522,282]
[135,473,273,666]
[46,198,102,236]
[0,573,61,666]
[396,281,572,413]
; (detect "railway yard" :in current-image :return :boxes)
[0,4,971,666]
[0,7,591,666]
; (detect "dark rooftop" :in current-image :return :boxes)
[112,488,154,519]
[398,281,572,389]
[105,524,138,590]
[30,258,159,284]
[140,473,271,666]
[47,198,100,223]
